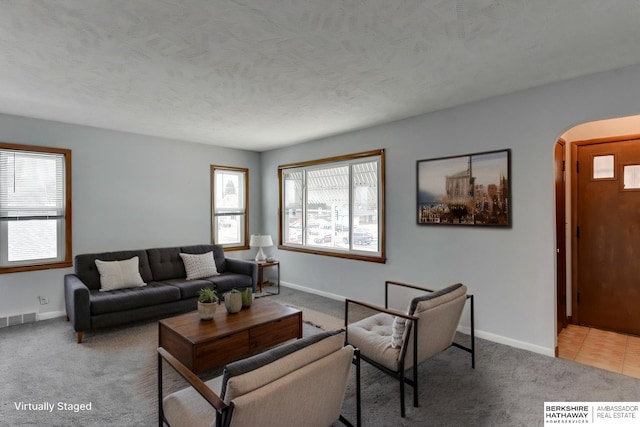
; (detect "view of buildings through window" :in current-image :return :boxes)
[211,165,248,249]
[280,150,384,261]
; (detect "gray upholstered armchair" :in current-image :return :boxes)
[157,330,361,427]
[345,281,474,417]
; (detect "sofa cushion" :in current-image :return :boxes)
[156,278,214,299]
[209,273,252,293]
[89,282,180,315]
[181,244,226,273]
[95,256,147,291]
[180,251,220,280]
[147,247,186,281]
[75,250,153,291]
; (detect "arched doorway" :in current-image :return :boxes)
[556,115,640,377]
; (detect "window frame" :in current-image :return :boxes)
[0,142,72,274]
[278,149,386,263]
[211,165,249,251]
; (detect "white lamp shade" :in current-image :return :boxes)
[250,234,273,262]
[250,234,273,248]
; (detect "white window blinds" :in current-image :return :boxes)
[0,149,66,265]
[0,150,65,219]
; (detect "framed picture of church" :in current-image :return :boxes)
[416,149,511,227]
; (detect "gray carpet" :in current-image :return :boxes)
[0,287,639,426]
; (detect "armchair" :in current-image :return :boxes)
[345,281,474,417]
[158,330,361,427]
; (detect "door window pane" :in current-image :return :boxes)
[623,165,640,189]
[593,155,615,179]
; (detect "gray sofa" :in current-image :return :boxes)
[64,244,257,343]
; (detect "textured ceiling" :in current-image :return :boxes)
[1,1,640,151]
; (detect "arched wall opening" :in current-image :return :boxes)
[557,114,640,333]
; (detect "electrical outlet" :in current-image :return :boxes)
[38,296,49,305]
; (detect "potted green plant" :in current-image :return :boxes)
[198,287,218,320]
[224,289,243,314]
[241,287,253,308]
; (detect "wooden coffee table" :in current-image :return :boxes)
[158,299,302,374]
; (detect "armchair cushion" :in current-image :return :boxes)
[408,283,464,315]
[163,376,223,427]
[391,316,406,348]
[161,330,354,427]
[348,312,400,371]
[221,329,343,402]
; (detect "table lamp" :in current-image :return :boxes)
[250,234,273,262]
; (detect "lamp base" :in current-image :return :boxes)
[255,247,267,262]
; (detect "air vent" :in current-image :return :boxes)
[23,312,37,323]
[5,312,38,327]
[8,315,22,326]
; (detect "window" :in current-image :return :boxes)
[211,165,248,250]
[593,154,615,179]
[0,143,72,273]
[623,164,640,189]
[279,149,385,263]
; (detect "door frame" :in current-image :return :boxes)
[570,133,640,326]
[555,139,567,335]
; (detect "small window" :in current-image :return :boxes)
[623,165,640,189]
[211,165,248,250]
[0,143,72,273]
[593,155,615,179]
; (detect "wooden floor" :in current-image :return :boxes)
[558,324,640,379]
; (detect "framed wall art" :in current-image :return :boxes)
[417,149,511,227]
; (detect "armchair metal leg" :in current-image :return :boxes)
[413,363,419,408]
[356,350,361,427]
[400,374,406,417]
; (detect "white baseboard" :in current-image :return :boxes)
[280,280,347,302]
[281,281,556,358]
[38,310,66,321]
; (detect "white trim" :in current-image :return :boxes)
[37,310,66,321]
[280,280,556,357]
[280,280,346,302]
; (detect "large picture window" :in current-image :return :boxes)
[279,149,385,263]
[211,165,248,250]
[0,143,72,273]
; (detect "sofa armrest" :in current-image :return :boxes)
[64,274,91,334]
[225,258,258,291]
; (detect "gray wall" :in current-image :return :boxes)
[0,115,260,320]
[3,62,640,355]
[261,63,640,356]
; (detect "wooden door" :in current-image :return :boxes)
[555,141,567,334]
[576,138,640,335]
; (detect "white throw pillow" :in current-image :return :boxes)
[180,251,219,280]
[95,256,146,292]
[390,316,407,349]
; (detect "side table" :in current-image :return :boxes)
[251,260,280,295]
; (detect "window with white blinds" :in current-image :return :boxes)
[211,165,249,250]
[0,144,72,271]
